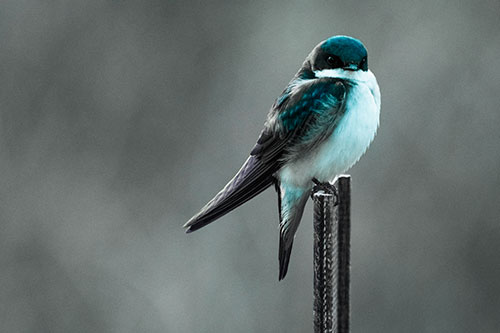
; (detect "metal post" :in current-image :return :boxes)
[312,175,351,333]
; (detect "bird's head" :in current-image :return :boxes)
[315,36,368,72]
[298,36,368,79]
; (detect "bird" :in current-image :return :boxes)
[184,35,381,280]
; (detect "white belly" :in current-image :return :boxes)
[279,70,380,186]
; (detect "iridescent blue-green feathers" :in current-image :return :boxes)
[184,80,346,283]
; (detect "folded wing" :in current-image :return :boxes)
[184,78,347,242]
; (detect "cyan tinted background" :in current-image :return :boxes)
[1,1,499,332]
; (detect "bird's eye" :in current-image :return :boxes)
[360,57,367,69]
[326,55,342,68]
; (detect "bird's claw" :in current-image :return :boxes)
[311,178,339,205]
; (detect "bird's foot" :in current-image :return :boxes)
[311,178,338,205]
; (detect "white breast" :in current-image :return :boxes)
[279,69,381,186]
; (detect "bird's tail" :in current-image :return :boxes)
[277,182,310,280]
[184,155,278,233]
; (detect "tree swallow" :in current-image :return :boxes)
[184,36,381,280]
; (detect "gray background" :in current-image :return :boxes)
[1,0,499,332]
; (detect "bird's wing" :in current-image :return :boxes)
[184,154,279,232]
[184,78,347,233]
[270,78,347,160]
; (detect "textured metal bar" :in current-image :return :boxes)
[313,190,336,332]
[312,175,351,333]
[335,176,351,333]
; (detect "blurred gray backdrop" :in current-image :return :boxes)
[1,0,500,332]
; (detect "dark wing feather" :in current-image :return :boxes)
[184,155,279,232]
[184,78,346,234]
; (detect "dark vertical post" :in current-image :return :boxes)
[312,175,351,333]
[313,187,336,332]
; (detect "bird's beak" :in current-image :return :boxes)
[343,63,358,71]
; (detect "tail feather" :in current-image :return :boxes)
[184,156,278,233]
[277,182,310,280]
[279,238,294,280]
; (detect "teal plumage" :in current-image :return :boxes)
[185,36,380,280]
